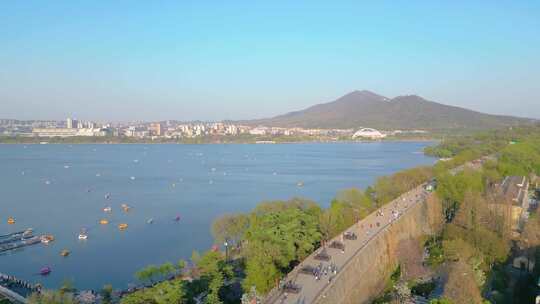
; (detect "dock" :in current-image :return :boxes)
[0,236,41,253]
[0,230,32,240]
[0,272,41,304]
[0,230,34,246]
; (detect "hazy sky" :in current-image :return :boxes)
[1,1,539,121]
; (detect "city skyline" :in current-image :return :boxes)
[1,1,540,121]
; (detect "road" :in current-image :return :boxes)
[266,184,431,304]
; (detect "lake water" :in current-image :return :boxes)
[0,142,435,290]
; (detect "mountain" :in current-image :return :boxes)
[246,90,535,131]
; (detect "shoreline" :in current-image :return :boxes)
[0,138,438,145]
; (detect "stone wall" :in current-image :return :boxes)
[314,194,444,304]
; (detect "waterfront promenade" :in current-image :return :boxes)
[265,184,431,304]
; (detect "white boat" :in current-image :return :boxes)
[130,176,136,180]
[40,235,54,244]
[78,233,88,240]
[147,218,154,224]
[103,206,112,213]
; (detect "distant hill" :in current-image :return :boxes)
[245,90,535,131]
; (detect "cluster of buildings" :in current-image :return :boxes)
[32,118,111,137]
[490,175,533,237]
[0,118,429,140]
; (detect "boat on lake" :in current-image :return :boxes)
[7,217,15,225]
[60,249,70,257]
[147,218,154,224]
[78,230,88,240]
[40,235,54,244]
[40,267,51,276]
[99,219,109,225]
[103,206,112,213]
[118,223,128,230]
[174,215,181,222]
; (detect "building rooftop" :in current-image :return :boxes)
[500,176,528,206]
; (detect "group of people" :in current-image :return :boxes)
[312,262,338,282]
[275,184,431,303]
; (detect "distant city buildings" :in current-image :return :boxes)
[30,118,109,137]
[0,118,428,140]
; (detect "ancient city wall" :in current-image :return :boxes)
[314,194,444,304]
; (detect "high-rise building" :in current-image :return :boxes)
[77,121,84,129]
[149,123,163,136]
[66,118,73,129]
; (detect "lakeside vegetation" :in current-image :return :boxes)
[413,126,539,303]
[24,124,540,304]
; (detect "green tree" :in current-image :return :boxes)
[28,290,75,304]
[101,284,113,304]
[158,262,176,278]
[205,272,224,304]
[120,280,186,304]
[135,265,160,285]
[211,213,249,246]
[243,200,321,293]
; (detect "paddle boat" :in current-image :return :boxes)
[103,206,112,213]
[40,235,55,244]
[60,249,70,257]
[40,267,51,276]
[7,217,15,225]
[121,204,131,212]
[174,215,181,222]
[118,223,128,230]
[99,219,109,225]
[147,218,154,224]
[78,230,88,240]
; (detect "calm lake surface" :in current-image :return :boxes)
[0,142,435,290]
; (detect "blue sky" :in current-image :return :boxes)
[1,1,539,121]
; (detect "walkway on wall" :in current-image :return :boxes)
[265,184,431,304]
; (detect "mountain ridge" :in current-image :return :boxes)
[243,91,535,131]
